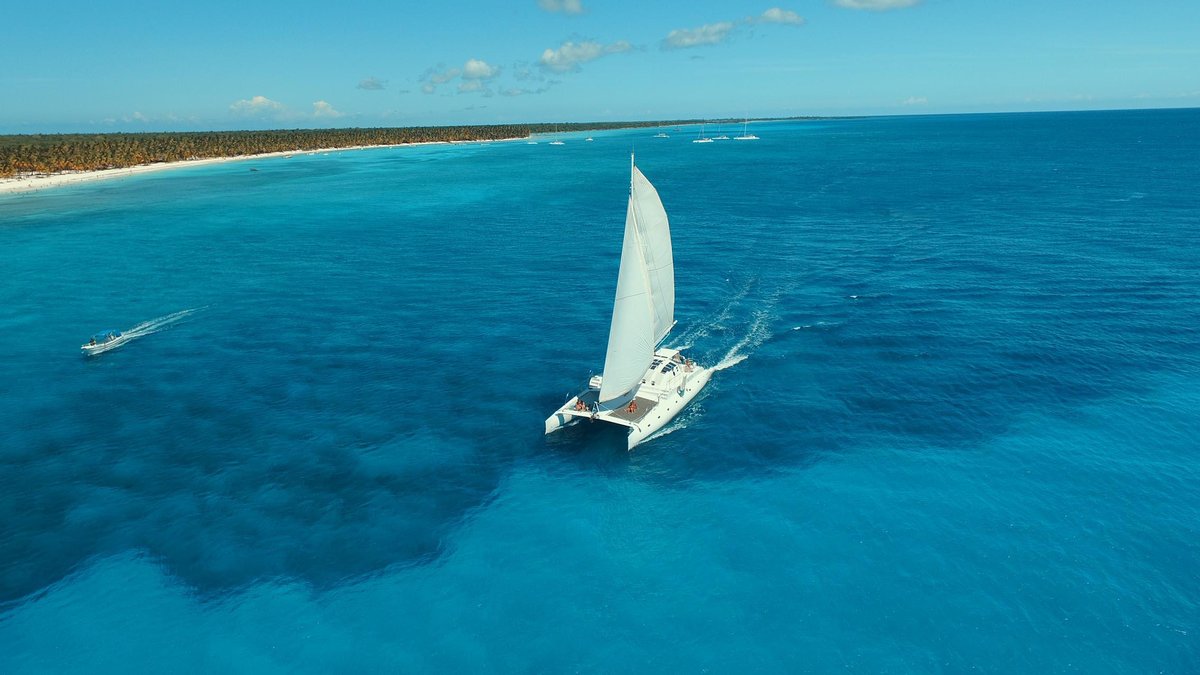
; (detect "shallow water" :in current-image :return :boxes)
[2,110,1198,671]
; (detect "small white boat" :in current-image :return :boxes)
[692,122,713,143]
[545,155,711,450]
[585,137,594,142]
[549,140,565,146]
[81,329,132,356]
[654,132,669,138]
[734,118,759,141]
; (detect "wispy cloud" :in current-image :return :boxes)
[229,95,286,117]
[420,65,463,94]
[312,100,343,117]
[500,85,553,97]
[900,96,927,106]
[663,7,805,50]
[834,0,920,11]
[537,0,584,14]
[357,77,386,91]
[538,40,632,72]
[421,59,501,96]
[758,7,805,25]
[228,95,344,122]
[664,22,738,49]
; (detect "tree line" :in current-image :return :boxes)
[0,121,702,178]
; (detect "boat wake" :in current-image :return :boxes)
[673,276,757,348]
[86,308,203,355]
[712,308,773,372]
[125,308,203,338]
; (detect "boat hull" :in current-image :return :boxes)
[625,367,711,449]
[80,335,133,356]
[545,351,712,450]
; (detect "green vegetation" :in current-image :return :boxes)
[0,121,704,178]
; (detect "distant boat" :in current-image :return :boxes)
[81,329,131,356]
[585,137,594,142]
[527,141,539,145]
[549,140,565,146]
[654,132,669,138]
[692,122,713,144]
[734,118,759,141]
[549,125,565,145]
[545,155,711,450]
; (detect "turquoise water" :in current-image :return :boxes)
[2,110,1198,671]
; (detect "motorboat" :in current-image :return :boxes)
[81,329,132,356]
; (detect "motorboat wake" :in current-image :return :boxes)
[81,308,201,356]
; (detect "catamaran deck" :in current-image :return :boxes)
[606,396,657,424]
[567,390,658,424]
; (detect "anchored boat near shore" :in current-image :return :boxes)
[545,155,711,450]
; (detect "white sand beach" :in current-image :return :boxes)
[0,137,523,196]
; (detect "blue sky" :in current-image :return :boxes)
[2,0,1198,133]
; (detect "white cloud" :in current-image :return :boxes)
[500,85,552,97]
[462,58,499,80]
[663,22,737,49]
[312,100,343,117]
[539,40,632,72]
[538,0,584,14]
[420,66,462,94]
[759,8,804,25]
[422,59,499,94]
[663,9,803,50]
[229,95,285,116]
[357,77,386,91]
[900,96,927,106]
[834,0,920,10]
[429,68,460,84]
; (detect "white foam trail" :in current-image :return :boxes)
[125,307,202,337]
[673,276,756,346]
[109,308,203,349]
[712,308,773,372]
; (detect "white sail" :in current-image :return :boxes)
[599,198,655,402]
[631,166,674,344]
[599,162,675,403]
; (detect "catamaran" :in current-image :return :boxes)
[545,156,712,450]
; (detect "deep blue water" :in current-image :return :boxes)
[1,109,1198,672]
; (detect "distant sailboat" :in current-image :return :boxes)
[692,122,713,144]
[654,132,669,138]
[549,125,565,145]
[711,122,730,141]
[735,118,759,141]
[545,155,712,450]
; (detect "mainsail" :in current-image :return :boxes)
[598,161,675,403]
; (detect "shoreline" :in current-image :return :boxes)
[0,136,524,196]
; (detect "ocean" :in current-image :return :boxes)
[1,109,1197,672]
